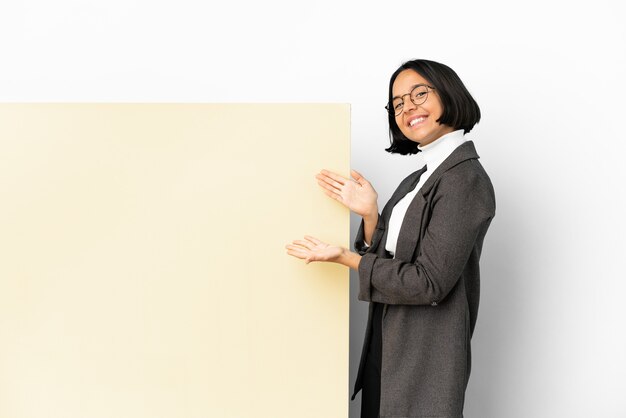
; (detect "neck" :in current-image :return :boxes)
[418,129,466,168]
[418,126,455,147]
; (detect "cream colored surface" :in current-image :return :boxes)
[0,104,350,418]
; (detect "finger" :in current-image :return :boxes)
[304,235,323,245]
[315,179,346,203]
[316,179,342,196]
[286,243,309,250]
[292,240,314,250]
[319,169,348,186]
[285,244,305,254]
[286,249,308,260]
[316,174,345,192]
[351,169,370,186]
[320,187,343,203]
[285,244,306,252]
[285,246,309,257]
[350,168,362,179]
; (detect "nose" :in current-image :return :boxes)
[401,94,416,114]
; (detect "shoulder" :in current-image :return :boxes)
[431,157,496,215]
[445,157,493,190]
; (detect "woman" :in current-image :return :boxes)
[286,59,495,418]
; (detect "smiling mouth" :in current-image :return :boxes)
[408,115,427,127]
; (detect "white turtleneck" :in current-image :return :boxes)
[364,129,467,256]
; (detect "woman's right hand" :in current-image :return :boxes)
[315,169,378,218]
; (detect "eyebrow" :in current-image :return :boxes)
[392,83,427,100]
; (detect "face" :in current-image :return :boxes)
[392,69,454,147]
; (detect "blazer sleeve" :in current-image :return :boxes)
[353,212,385,255]
[357,165,495,306]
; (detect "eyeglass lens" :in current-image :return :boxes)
[390,85,430,115]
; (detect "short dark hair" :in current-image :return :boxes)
[385,59,481,155]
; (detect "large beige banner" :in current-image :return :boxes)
[0,104,350,418]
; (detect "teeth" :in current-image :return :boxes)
[410,117,425,126]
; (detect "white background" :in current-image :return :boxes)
[1,1,625,417]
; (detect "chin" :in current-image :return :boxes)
[404,134,427,144]
[401,128,429,144]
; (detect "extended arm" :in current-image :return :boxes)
[286,236,362,271]
[287,168,378,271]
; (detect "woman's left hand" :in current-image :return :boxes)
[285,235,344,264]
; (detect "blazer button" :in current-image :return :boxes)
[431,301,438,306]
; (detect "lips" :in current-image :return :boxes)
[407,114,428,128]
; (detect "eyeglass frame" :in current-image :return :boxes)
[385,84,436,116]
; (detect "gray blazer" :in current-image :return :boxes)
[351,141,496,418]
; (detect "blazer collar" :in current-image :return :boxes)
[419,140,480,196]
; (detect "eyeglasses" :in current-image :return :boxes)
[386,84,436,116]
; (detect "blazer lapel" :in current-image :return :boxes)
[393,192,427,261]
